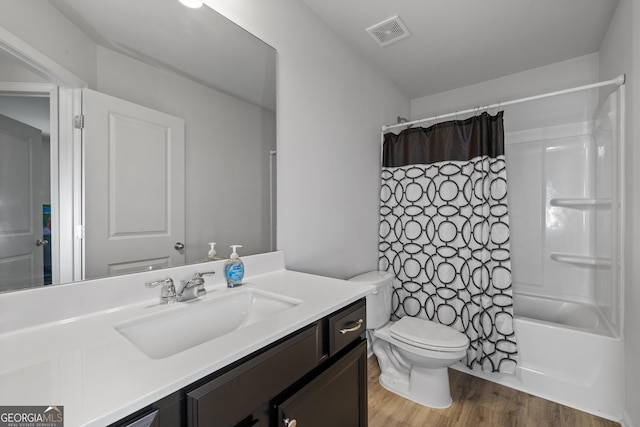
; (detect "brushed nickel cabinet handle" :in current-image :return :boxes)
[339,318,363,334]
[283,418,297,427]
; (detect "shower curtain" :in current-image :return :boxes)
[378,111,517,373]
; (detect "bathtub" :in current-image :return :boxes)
[452,293,624,421]
[514,292,616,336]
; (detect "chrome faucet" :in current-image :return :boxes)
[145,278,177,304]
[177,271,216,302]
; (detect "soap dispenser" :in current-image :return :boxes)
[205,242,219,261]
[224,245,244,288]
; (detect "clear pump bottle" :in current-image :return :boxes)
[224,245,244,287]
[205,242,218,261]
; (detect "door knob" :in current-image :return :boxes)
[174,242,185,250]
[283,418,297,427]
[36,239,49,247]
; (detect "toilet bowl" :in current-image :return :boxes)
[349,271,469,409]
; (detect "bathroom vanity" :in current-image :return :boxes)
[0,252,373,426]
[113,299,367,426]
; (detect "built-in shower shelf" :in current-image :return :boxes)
[549,198,612,208]
[550,252,612,267]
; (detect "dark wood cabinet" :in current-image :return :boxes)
[276,340,367,427]
[187,323,320,426]
[109,298,367,427]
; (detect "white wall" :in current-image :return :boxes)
[600,0,640,425]
[0,51,48,83]
[411,53,600,132]
[204,0,410,279]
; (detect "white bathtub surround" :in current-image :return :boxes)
[407,52,629,424]
[0,252,374,426]
[495,293,622,420]
[515,293,616,336]
[506,88,624,337]
[453,314,624,421]
[457,87,625,421]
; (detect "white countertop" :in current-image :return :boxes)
[0,252,373,426]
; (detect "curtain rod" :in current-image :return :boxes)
[382,74,626,132]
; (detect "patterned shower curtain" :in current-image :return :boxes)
[378,111,517,373]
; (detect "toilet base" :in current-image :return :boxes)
[379,365,453,409]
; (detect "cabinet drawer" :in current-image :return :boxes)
[328,299,366,356]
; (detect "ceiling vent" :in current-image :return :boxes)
[366,15,410,47]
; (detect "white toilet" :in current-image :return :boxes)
[349,271,469,409]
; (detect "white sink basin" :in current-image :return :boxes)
[116,289,301,359]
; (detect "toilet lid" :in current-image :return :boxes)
[389,317,469,351]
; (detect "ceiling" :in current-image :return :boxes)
[45,0,618,106]
[301,0,619,99]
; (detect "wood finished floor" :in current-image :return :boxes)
[367,357,620,427]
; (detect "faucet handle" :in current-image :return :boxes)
[194,271,216,278]
[191,271,215,298]
[145,277,174,288]
[145,278,177,304]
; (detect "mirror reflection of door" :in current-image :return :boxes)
[82,89,186,278]
[0,109,49,291]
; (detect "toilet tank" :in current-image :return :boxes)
[349,271,393,329]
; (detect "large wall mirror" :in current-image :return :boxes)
[0,0,277,293]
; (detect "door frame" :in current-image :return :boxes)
[0,24,87,284]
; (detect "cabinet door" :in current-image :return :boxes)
[187,324,320,426]
[276,340,367,427]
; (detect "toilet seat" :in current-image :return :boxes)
[389,317,469,352]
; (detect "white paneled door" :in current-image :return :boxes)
[0,113,44,291]
[82,89,185,279]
